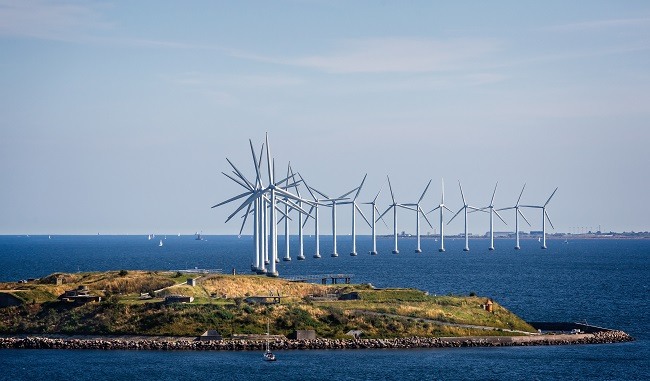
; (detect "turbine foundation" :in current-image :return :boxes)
[463,248,470,252]
[283,257,291,262]
[350,252,357,256]
[313,254,321,259]
[438,248,445,252]
[489,247,494,251]
[414,249,422,253]
[297,255,305,260]
[392,249,399,254]
[514,246,520,250]
[370,251,377,255]
[331,253,339,257]
[266,271,279,277]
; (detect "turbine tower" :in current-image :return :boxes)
[522,188,558,249]
[212,134,311,277]
[403,180,434,253]
[378,176,412,254]
[448,181,480,252]
[427,179,453,252]
[477,182,507,251]
[496,184,530,250]
[338,174,371,256]
[298,173,327,259]
[363,189,388,255]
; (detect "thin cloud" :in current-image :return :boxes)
[0,0,111,40]
[542,17,650,32]
[237,37,501,74]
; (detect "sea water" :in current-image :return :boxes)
[0,235,648,380]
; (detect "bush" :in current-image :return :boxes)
[118,270,128,277]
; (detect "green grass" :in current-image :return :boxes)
[0,272,536,338]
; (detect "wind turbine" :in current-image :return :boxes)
[403,180,434,253]
[298,173,330,259]
[448,181,480,252]
[338,174,371,256]
[378,176,413,254]
[212,134,311,277]
[496,184,531,250]
[427,179,453,252]
[476,182,507,251]
[522,188,558,249]
[315,186,356,257]
[363,189,388,255]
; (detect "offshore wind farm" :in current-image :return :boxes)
[213,134,559,277]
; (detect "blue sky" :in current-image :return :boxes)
[1,1,649,235]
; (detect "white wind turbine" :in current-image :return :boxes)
[298,173,332,259]
[448,181,480,252]
[212,134,311,277]
[426,179,453,252]
[403,180,434,253]
[362,189,389,255]
[378,176,413,254]
[314,186,357,258]
[338,174,372,256]
[476,182,507,251]
[521,188,558,249]
[496,184,531,250]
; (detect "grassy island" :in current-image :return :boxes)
[0,271,537,338]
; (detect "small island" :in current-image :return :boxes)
[0,271,633,350]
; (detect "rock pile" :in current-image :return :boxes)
[0,331,633,351]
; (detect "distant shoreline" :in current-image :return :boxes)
[0,331,633,351]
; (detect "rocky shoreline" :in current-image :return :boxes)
[0,331,633,351]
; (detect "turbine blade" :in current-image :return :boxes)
[490,182,498,207]
[447,207,464,225]
[387,175,396,204]
[519,209,532,226]
[426,205,441,214]
[249,139,262,188]
[265,133,273,184]
[516,183,526,206]
[444,205,454,213]
[352,174,367,201]
[458,181,466,205]
[222,171,250,191]
[376,206,390,228]
[421,207,434,229]
[212,190,252,208]
[238,203,252,236]
[544,187,558,207]
[226,158,254,189]
[372,188,382,203]
[377,205,393,221]
[298,173,318,201]
[494,209,507,225]
[225,191,260,223]
[545,210,555,229]
[418,179,432,203]
[356,204,372,228]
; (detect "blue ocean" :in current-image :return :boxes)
[0,235,648,380]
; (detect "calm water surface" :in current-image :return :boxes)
[0,235,648,380]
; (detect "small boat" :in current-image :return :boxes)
[159,240,163,247]
[148,234,152,240]
[538,237,541,242]
[263,320,276,362]
[195,232,203,241]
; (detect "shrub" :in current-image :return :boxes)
[118,270,128,277]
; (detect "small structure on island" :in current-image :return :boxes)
[55,276,64,286]
[346,330,363,339]
[59,285,101,305]
[245,292,284,305]
[198,330,223,341]
[484,299,494,313]
[187,278,197,287]
[288,330,316,340]
[164,294,194,304]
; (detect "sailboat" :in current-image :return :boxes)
[263,320,276,362]
[148,234,152,240]
[159,239,163,247]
